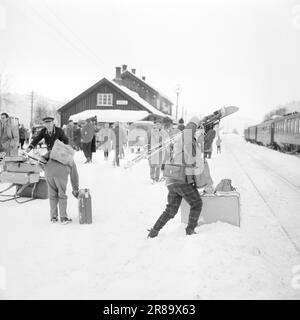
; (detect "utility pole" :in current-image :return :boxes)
[175,84,181,121]
[30,91,34,129]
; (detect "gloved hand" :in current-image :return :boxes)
[72,190,79,199]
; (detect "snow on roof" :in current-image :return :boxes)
[107,79,168,118]
[69,109,149,123]
[122,70,174,103]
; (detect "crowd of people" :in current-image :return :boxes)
[1,111,222,235]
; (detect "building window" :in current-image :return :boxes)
[97,93,113,106]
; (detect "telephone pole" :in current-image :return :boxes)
[30,91,34,129]
[175,84,181,121]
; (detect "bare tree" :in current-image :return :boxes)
[0,72,11,113]
[33,100,54,124]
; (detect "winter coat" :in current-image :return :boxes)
[81,123,95,143]
[97,127,113,151]
[112,125,127,150]
[148,128,168,166]
[216,136,222,146]
[29,125,69,151]
[0,117,19,156]
[65,124,74,144]
[165,122,205,186]
[73,126,81,146]
[19,127,27,140]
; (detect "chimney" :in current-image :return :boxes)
[115,67,121,79]
[122,64,127,72]
[131,68,136,75]
[142,76,146,81]
[113,66,122,85]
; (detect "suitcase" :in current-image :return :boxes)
[16,178,48,199]
[50,140,75,166]
[78,189,92,224]
[4,156,27,162]
[0,171,40,184]
[5,162,43,174]
[181,191,240,227]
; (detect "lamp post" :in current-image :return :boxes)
[175,84,181,121]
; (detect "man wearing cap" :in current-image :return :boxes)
[26,117,69,153]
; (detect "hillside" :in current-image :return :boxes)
[0,92,65,127]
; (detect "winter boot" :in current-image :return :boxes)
[50,217,58,223]
[61,217,73,225]
[186,228,197,235]
[147,228,159,238]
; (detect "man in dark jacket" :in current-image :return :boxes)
[19,124,27,149]
[26,117,69,152]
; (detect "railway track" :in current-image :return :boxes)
[225,143,300,255]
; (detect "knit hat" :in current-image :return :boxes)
[188,116,200,126]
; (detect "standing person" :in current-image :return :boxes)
[81,119,95,164]
[26,117,68,152]
[73,122,81,151]
[65,120,74,148]
[25,128,30,145]
[41,151,79,224]
[216,136,222,154]
[177,118,185,131]
[97,123,113,160]
[18,124,27,149]
[0,112,19,156]
[112,121,126,167]
[148,120,164,183]
[204,124,216,159]
[147,116,203,238]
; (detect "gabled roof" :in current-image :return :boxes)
[57,77,166,117]
[120,70,173,104]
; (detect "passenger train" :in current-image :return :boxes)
[244,112,300,153]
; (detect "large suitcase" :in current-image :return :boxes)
[0,171,40,184]
[181,191,240,227]
[16,178,48,199]
[5,162,43,174]
[78,189,92,224]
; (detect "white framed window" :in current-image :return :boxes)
[97,93,113,106]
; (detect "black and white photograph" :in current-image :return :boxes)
[0,0,300,303]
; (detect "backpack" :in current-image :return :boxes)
[214,179,236,192]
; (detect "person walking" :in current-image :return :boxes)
[147,116,203,238]
[65,120,75,148]
[73,122,81,151]
[216,136,222,154]
[112,122,126,167]
[204,124,216,159]
[0,112,19,156]
[81,119,95,163]
[19,124,27,149]
[97,123,113,160]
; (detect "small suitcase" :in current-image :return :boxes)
[181,191,240,227]
[78,189,92,224]
[5,162,43,174]
[0,171,40,184]
[16,178,48,199]
[4,156,27,162]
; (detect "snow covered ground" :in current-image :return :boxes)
[0,134,300,299]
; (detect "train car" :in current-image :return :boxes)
[256,120,273,146]
[273,112,300,152]
[248,125,257,142]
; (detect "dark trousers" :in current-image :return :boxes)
[20,139,25,149]
[153,183,202,233]
[82,141,92,160]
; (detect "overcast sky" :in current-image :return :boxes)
[1,0,300,124]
